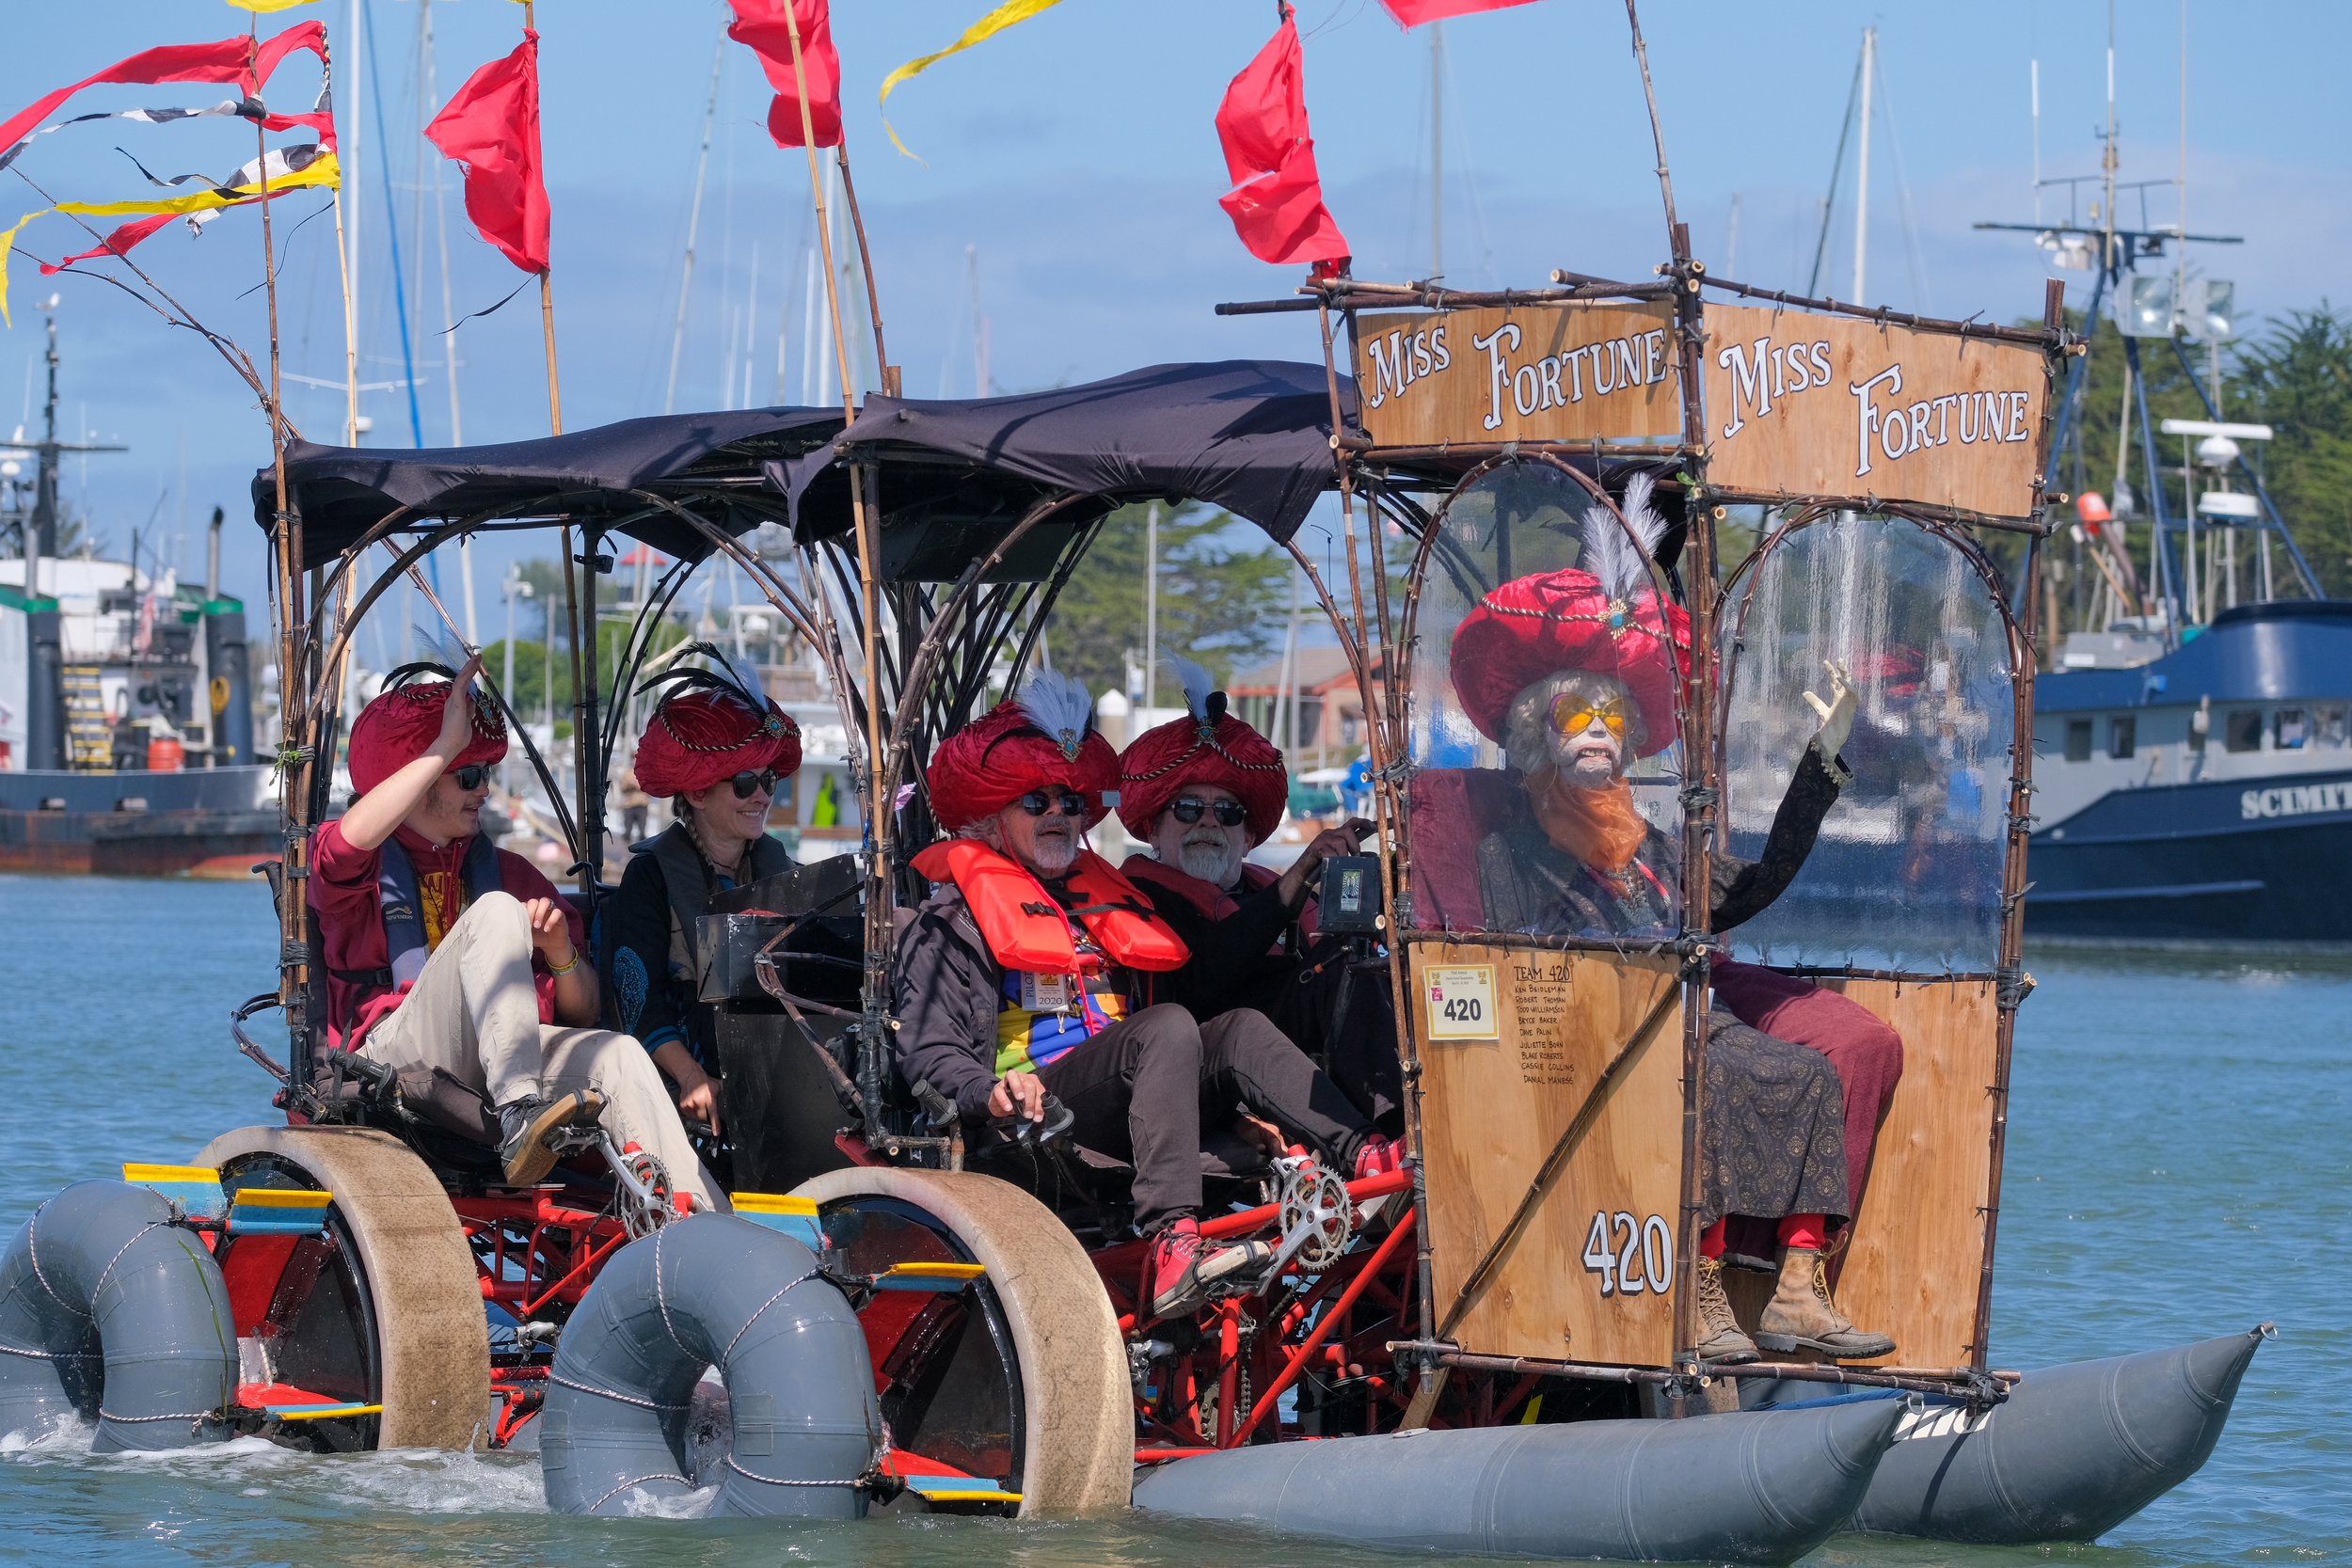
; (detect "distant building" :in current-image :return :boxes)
[1226,646,1388,766]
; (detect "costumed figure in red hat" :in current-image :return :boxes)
[603,646,803,1141]
[1118,654,1406,1138]
[894,671,1390,1323]
[310,651,716,1206]
[1452,475,1902,1363]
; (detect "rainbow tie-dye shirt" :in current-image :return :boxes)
[993,935,1128,1077]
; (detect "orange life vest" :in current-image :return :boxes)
[911,839,1191,974]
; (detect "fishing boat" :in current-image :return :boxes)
[1968,31,2351,946]
[0,309,272,877]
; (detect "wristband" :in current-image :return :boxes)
[547,950,580,977]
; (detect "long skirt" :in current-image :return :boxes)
[1698,1006,1851,1231]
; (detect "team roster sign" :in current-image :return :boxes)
[1702,304,2051,519]
[1353,302,1685,448]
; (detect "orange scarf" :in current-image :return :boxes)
[1527,768,1648,875]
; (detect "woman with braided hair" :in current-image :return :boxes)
[602,646,803,1140]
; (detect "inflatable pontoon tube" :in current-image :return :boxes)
[1794,1325,2267,1543]
[0,1180,235,1452]
[540,1212,879,1517]
[1133,1398,1906,1565]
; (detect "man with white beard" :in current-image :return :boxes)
[1118,657,1404,1135]
[893,672,1393,1323]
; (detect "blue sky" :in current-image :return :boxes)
[3,0,2345,626]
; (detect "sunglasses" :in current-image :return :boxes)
[1169,795,1248,827]
[452,763,490,790]
[729,768,782,800]
[1548,695,1630,738]
[1017,789,1089,818]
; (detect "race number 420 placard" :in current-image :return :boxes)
[1422,964,1500,1040]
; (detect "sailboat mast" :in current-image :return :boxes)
[1430,22,1442,277]
[1851,25,1873,304]
[664,28,727,417]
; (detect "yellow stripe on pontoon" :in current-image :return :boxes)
[233,1188,333,1209]
[882,1262,984,1281]
[732,1193,819,1216]
[274,1402,382,1420]
[121,1164,220,1184]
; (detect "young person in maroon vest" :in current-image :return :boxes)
[603,650,803,1139]
[1116,655,1403,1133]
[894,672,1394,1323]
[310,656,716,1206]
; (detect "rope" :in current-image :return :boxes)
[97,1407,220,1425]
[24,1206,90,1320]
[544,1370,690,1414]
[651,1227,692,1360]
[722,1455,865,1488]
[87,1223,170,1310]
[0,1339,94,1361]
[718,1268,821,1367]
[585,1471,692,1512]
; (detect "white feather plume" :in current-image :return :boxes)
[410,623,476,675]
[1581,472,1672,598]
[1162,652,1215,722]
[708,644,770,710]
[1016,668,1097,744]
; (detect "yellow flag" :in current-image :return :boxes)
[879,0,1069,161]
[1,150,341,325]
[223,0,322,11]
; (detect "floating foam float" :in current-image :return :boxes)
[1133,1398,1907,1565]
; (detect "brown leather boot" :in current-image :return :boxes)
[1688,1254,1759,1364]
[1755,1245,1896,1359]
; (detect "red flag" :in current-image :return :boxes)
[1215,15,1348,268]
[1376,0,1544,25]
[725,0,842,150]
[0,23,328,159]
[425,30,549,274]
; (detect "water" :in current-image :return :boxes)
[1,873,2344,1566]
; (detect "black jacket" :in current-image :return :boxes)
[892,879,1159,1123]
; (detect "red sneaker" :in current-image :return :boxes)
[1142,1217,1270,1321]
[1352,1134,1406,1181]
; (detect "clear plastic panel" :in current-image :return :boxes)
[1405,459,1685,940]
[1719,515,2013,971]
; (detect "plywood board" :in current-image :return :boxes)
[1815,977,1999,1368]
[1355,303,1684,448]
[1702,304,2049,519]
[1409,942,1684,1367]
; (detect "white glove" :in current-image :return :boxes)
[1802,658,1855,760]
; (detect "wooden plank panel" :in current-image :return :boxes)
[1355,304,1684,448]
[1702,304,2049,519]
[1408,942,1683,1367]
[1815,977,1999,1368]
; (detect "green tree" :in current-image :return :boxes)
[1040,502,1291,696]
[2228,305,2352,591]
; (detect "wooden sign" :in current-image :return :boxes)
[1354,303,1684,448]
[1702,304,2050,519]
[1409,942,1681,1368]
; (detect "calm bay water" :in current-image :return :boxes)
[0,872,2344,1566]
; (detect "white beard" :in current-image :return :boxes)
[1175,836,1247,888]
[1027,832,1080,878]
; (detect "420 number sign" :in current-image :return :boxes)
[1581,1210,1675,1298]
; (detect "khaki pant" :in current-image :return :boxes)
[361,891,722,1209]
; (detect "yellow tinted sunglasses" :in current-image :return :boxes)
[1547,694,1629,737]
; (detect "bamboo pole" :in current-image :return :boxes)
[255,15,311,1049]
[780,0,893,1141]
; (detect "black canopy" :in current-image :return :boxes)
[780,359,1358,546]
[253,407,843,568]
[254,360,1365,573]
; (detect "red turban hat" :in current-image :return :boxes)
[1447,471,1691,759]
[347,673,508,797]
[927,670,1118,832]
[632,649,802,799]
[1116,657,1288,847]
